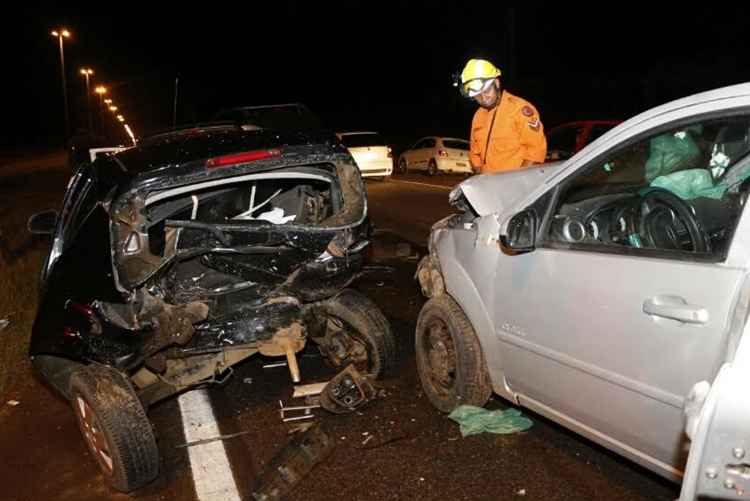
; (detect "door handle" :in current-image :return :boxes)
[643,295,708,325]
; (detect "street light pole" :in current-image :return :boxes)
[51,29,71,143]
[80,68,94,133]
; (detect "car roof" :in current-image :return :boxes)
[218,103,310,112]
[110,127,342,179]
[413,136,468,142]
[337,131,380,136]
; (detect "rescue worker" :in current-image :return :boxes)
[458,59,547,174]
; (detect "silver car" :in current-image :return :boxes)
[415,83,750,500]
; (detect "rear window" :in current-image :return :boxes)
[340,133,386,148]
[442,139,469,150]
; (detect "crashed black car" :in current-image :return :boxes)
[27,123,396,492]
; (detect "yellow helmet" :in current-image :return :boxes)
[458,59,501,97]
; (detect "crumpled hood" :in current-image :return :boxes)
[451,162,563,217]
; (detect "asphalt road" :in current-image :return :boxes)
[0,164,679,501]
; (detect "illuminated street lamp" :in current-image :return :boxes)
[79,68,94,132]
[94,86,107,107]
[50,28,72,141]
[109,105,118,112]
[123,124,137,146]
[103,98,112,105]
[116,115,125,122]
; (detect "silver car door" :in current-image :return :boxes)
[494,114,750,479]
[679,304,750,500]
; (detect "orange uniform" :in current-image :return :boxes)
[469,91,547,173]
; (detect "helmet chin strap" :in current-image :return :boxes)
[481,91,502,167]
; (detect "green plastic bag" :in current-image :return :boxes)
[447,405,533,437]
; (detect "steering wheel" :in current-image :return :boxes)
[616,189,710,253]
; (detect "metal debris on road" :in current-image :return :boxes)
[320,364,377,414]
[263,361,288,369]
[361,435,374,446]
[175,430,250,449]
[292,382,327,398]
[253,423,335,501]
[279,399,320,423]
[287,422,315,435]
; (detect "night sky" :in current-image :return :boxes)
[6,3,750,152]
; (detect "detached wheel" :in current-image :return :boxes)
[319,289,397,378]
[69,365,159,492]
[416,295,492,412]
[428,159,438,176]
[398,157,409,174]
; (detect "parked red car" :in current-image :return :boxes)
[545,120,622,161]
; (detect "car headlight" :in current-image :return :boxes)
[449,186,463,205]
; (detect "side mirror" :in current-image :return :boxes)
[28,210,58,235]
[499,209,537,254]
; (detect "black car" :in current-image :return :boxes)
[27,123,396,492]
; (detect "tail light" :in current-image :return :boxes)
[438,149,448,158]
[387,146,392,158]
[206,148,282,168]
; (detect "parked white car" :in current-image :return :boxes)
[416,82,750,500]
[398,137,471,175]
[337,131,393,179]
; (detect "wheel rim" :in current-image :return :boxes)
[74,395,114,476]
[421,318,456,394]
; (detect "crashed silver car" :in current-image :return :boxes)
[28,124,396,491]
[416,83,750,500]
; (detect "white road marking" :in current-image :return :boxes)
[384,179,454,190]
[178,389,241,501]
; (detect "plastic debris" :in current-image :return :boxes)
[243,377,253,384]
[517,488,527,496]
[254,207,296,224]
[6,400,19,407]
[0,319,9,331]
[447,405,533,437]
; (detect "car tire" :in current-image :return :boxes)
[320,289,397,379]
[69,364,159,492]
[428,159,438,176]
[415,294,492,412]
[398,157,408,174]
